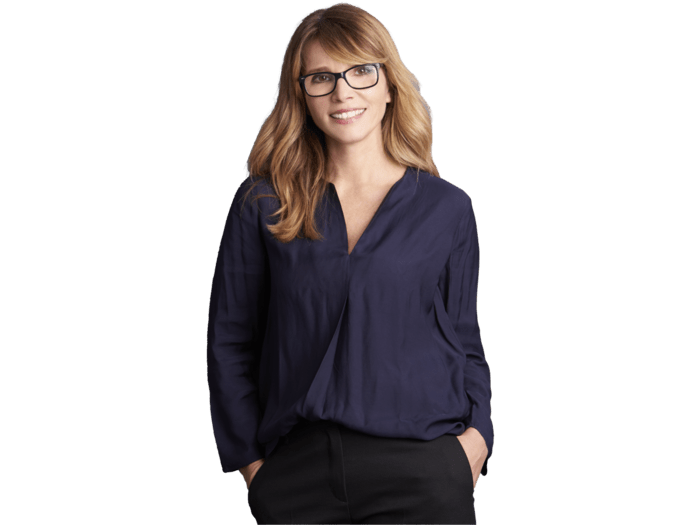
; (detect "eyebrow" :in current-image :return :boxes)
[304,66,334,75]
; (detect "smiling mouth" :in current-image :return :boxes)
[330,108,366,119]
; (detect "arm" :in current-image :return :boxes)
[207,179,270,473]
[441,196,493,476]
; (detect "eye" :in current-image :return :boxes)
[311,74,332,83]
[354,66,372,75]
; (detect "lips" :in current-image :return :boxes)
[331,108,366,120]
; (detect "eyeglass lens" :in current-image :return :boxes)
[304,65,378,96]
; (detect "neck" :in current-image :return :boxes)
[325,131,403,188]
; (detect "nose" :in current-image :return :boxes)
[331,75,354,100]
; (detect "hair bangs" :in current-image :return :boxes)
[245,3,439,244]
[314,27,387,67]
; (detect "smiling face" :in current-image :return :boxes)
[301,39,392,150]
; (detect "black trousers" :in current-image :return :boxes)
[247,419,476,524]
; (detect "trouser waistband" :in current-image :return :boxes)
[285,418,338,440]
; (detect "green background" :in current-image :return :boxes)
[0,0,700,525]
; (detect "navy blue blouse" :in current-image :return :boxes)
[207,166,493,477]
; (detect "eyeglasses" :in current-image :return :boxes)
[298,63,382,97]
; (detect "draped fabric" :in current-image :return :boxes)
[207,166,493,476]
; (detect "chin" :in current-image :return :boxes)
[327,123,379,140]
[327,132,370,146]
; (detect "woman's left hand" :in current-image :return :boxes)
[456,427,488,489]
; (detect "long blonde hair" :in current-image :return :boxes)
[244,3,439,243]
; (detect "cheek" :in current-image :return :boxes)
[365,88,380,100]
[307,104,326,123]
[363,87,386,105]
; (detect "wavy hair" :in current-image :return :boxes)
[243,3,439,243]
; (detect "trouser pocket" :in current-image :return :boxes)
[445,434,474,490]
[247,460,268,495]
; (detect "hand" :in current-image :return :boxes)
[456,427,488,489]
[241,458,265,489]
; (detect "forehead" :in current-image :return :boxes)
[302,39,354,74]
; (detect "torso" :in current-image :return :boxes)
[342,198,382,255]
[334,164,408,255]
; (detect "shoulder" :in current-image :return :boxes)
[414,169,473,215]
[232,175,280,227]
[236,174,277,199]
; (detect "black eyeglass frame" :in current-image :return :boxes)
[298,63,383,97]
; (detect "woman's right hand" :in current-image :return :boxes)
[241,458,265,489]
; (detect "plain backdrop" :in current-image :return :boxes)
[1,1,698,523]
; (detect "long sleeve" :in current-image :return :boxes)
[207,180,270,473]
[442,196,493,476]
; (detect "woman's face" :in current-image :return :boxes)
[301,39,391,150]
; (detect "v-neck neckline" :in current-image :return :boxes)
[328,166,411,256]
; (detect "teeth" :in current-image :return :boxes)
[331,108,365,119]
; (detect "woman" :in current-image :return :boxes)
[207,3,493,524]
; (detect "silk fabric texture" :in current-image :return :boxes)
[207,166,493,477]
